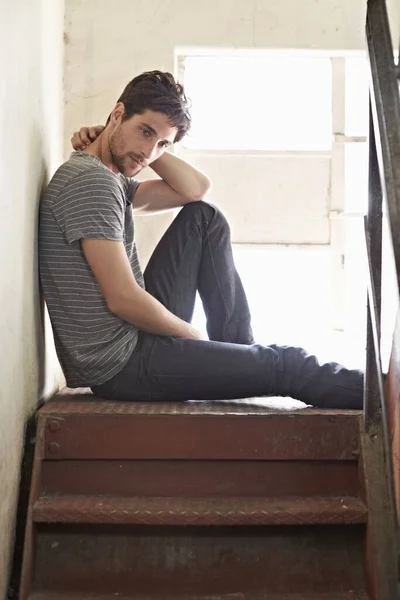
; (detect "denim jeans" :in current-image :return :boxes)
[92,201,364,409]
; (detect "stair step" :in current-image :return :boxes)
[40,399,361,461]
[33,494,368,526]
[42,393,364,417]
[29,592,370,599]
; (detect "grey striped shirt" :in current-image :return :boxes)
[39,151,144,388]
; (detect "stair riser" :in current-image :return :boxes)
[43,414,360,460]
[33,524,367,596]
[40,459,362,498]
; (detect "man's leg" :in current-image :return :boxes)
[94,334,363,408]
[143,201,254,345]
[93,202,363,408]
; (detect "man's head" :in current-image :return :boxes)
[106,71,191,177]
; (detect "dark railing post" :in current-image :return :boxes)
[363,2,400,595]
[364,96,397,523]
[367,0,400,283]
[364,98,383,430]
[366,0,400,528]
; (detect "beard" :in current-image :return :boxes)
[109,127,142,177]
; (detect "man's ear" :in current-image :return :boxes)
[110,102,125,125]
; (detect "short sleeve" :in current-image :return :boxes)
[121,176,141,206]
[51,168,126,245]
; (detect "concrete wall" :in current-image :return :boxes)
[0,0,64,595]
[64,0,371,265]
[387,0,400,48]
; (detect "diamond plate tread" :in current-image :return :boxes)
[28,592,370,599]
[40,393,363,418]
[33,495,368,526]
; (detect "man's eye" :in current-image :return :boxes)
[141,128,151,137]
[159,142,168,148]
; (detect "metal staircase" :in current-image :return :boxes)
[19,392,368,599]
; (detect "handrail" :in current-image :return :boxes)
[365,0,400,596]
[364,97,384,429]
[364,213,397,521]
[367,0,400,281]
[366,0,400,498]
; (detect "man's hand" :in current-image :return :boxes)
[71,125,105,151]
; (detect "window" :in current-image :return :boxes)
[182,55,332,151]
[345,57,369,138]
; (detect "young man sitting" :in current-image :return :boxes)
[39,70,363,408]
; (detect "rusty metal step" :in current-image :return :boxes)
[40,397,362,461]
[32,494,368,526]
[29,592,370,599]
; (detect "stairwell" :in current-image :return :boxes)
[13,0,400,597]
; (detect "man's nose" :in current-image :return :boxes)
[141,140,158,161]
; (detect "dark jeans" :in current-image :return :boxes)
[92,202,363,409]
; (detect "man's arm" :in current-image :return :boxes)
[70,126,212,215]
[132,152,211,215]
[82,238,204,340]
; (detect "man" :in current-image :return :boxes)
[40,70,363,408]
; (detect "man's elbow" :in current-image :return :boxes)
[191,176,212,201]
[107,297,125,318]
[107,291,135,318]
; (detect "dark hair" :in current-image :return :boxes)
[107,70,191,142]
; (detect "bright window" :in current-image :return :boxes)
[344,143,368,214]
[182,55,333,151]
[345,57,369,137]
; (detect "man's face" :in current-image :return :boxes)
[108,107,178,177]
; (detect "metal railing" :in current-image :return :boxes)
[366,0,400,508]
[365,0,400,596]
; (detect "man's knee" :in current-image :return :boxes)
[180,201,230,230]
[180,200,216,220]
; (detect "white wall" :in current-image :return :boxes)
[387,0,400,49]
[0,0,64,595]
[64,0,370,265]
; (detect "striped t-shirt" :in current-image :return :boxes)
[39,151,144,388]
